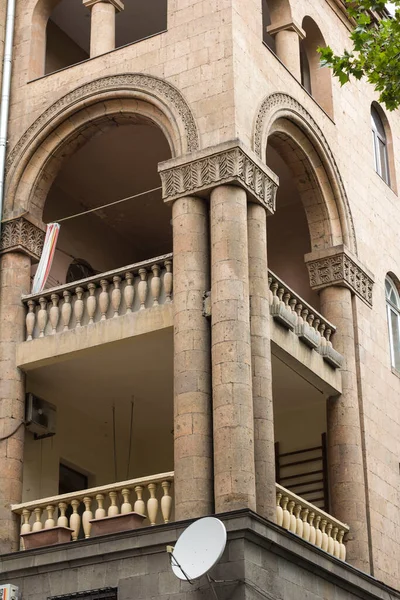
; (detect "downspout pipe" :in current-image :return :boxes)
[0,0,16,238]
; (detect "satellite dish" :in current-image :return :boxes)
[169,517,227,582]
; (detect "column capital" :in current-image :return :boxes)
[158,140,278,214]
[267,20,306,40]
[0,216,45,262]
[83,0,124,12]
[305,245,374,307]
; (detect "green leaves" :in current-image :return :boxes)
[318,0,400,110]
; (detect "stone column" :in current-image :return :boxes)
[0,252,31,553]
[267,22,305,82]
[211,185,256,513]
[172,196,213,520]
[83,0,124,57]
[247,203,275,522]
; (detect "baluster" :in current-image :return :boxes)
[112,276,122,317]
[124,272,134,313]
[151,264,161,306]
[164,260,173,303]
[95,494,106,519]
[325,328,333,348]
[26,300,36,341]
[301,308,309,331]
[32,507,43,532]
[38,297,48,338]
[281,496,290,530]
[121,488,132,514]
[320,518,328,552]
[294,504,303,537]
[289,297,297,320]
[271,281,279,308]
[338,529,346,561]
[276,492,283,527]
[82,497,93,539]
[45,505,55,529]
[108,491,119,516]
[147,483,158,525]
[319,323,327,350]
[62,290,72,331]
[70,499,81,541]
[326,522,334,555]
[57,502,68,527]
[74,287,84,327]
[278,288,285,310]
[302,508,310,542]
[288,500,296,533]
[314,317,321,347]
[315,515,322,548]
[134,485,146,516]
[21,508,32,537]
[99,280,109,320]
[332,526,340,558]
[295,303,303,328]
[49,294,60,334]
[308,313,315,333]
[308,512,316,545]
[161,481,172,524]
[87,283,97,325]
[138,268,148,310]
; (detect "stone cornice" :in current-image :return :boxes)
[267,20,306,39]
[158,140,279,213]
[0,216,45,261]
[305,246,374,307]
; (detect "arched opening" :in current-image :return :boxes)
[262,0,292,53]
[301,17,333,117]
[371,102,396,190]
[385,274,400,371]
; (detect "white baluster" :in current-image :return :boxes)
[268,275,273,304]
[276,492,283,527]
[294,504,303,538]
[121,488,132,514]
[99,280,109,320]
[151,264,161,306]
[124,272,134,313]
[138,268,148,310]
[302,508,310,542]
[164,260,173,303]
[57,502,68,527]
[32,507,43,532]
[112,276,122,317]
[26,300,36,341]
[45,505,55,529]
[62,290,72,331]
[161,481,172,523]
[21,509,31,536]
[82,497,93,539]
[315,515,322,548]
[87,283,97,325]
[70,499,81,541]
[108,491,119,516]
[95,494,106,519]
[320,518,328,552]
[288,500,296,533]
[38,297,48,338]
[147,483,158,525]
[134,485,146,516]
[49,294,60,334]
[338,529,346,561]
[74,287,84,328]
[308,512,316,546]
[326,522,334,555]
[281,496,290,530]
[332,526,340,558]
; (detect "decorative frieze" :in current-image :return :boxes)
[305,247,374,307]
[0,217,45,261]
[159,141,278,213]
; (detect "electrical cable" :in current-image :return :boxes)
[0,420,24,441]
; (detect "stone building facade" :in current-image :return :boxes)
[0,0,399,598]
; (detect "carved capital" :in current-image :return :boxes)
[305,246,374,307]
[0,217,45,261]
[158,140,278,213]
[83,0,124,11]
[267,21,306,39]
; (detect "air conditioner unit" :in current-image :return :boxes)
[0,585,19,600]
[25,393,56,438]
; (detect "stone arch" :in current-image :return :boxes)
[5,74,200,221]
[253,92,357,254]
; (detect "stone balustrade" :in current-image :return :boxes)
[268,271,344,368]
[22,254,173,341]
[276,483,349,560]
[12,472,174,544]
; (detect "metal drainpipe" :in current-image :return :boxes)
[0,0,16,239]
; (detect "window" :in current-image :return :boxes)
[385,276,400,371]
[371,106,390,184]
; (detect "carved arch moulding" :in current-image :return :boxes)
[252,92,357,256]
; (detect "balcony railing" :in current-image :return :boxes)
[12,472,174,544]
[22,254,173,341]
[268,270,344,369]
[276,483,349,560]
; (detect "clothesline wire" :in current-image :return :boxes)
[56,186,163,223]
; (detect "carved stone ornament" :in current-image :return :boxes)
[159,140,278,213]
[305,246,374,307]
[0,217,45,261]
